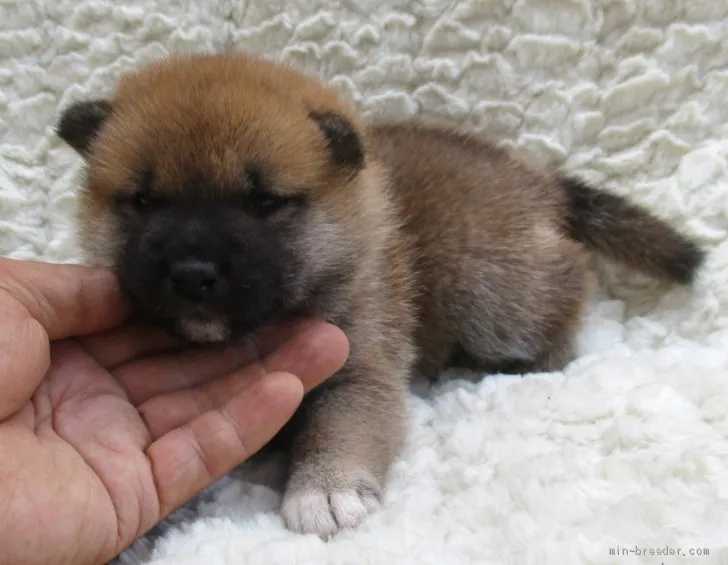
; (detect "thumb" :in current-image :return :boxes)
[0,258,129,341]
[0,258,129,419]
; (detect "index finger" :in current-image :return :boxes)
[136,320,349,437]
[114,318,332,404]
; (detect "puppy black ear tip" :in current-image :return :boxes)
[55,109,75,140]
[309,110,365,169]
[56,98,113,155]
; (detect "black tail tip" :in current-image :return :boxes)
[665,239,706,285]
[558,173,707,286]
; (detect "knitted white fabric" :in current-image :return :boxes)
[2,1,728,563]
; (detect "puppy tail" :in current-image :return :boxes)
[558,175,705,285]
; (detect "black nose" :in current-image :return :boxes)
[169,260,219,302]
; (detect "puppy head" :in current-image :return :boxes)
[57,53,376,342]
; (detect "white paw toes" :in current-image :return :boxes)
[281,488,338,537]
[281,473,382,537]
[329,489,380,529]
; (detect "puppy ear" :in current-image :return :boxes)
[56,99,113,157]
[309,110,364,169]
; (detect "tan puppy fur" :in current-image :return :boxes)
[56,53,704,538]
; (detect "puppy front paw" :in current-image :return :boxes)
[280,466,382,538]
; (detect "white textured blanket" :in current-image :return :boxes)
[3,1,728,564]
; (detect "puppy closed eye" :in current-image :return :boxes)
[241,168,306,218]
[131,190,153,211]
[117,168,164,213]
[243,191,291,217]
[116,190,165,215]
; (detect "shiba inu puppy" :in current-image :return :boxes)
[56,52,705,537]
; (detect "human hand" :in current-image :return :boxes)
[0,257,349,565]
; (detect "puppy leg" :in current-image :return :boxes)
[280,358,408,538]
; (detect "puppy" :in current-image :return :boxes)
[56,52,705,537]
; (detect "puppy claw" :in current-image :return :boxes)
[281,470,381,538]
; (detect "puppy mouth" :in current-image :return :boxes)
[119,280,292,344]
[176,316,232,343]
[135,302,234,344]
[161,305,290,345]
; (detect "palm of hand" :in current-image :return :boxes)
[5,337,158,564]
[1,316,345,565]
